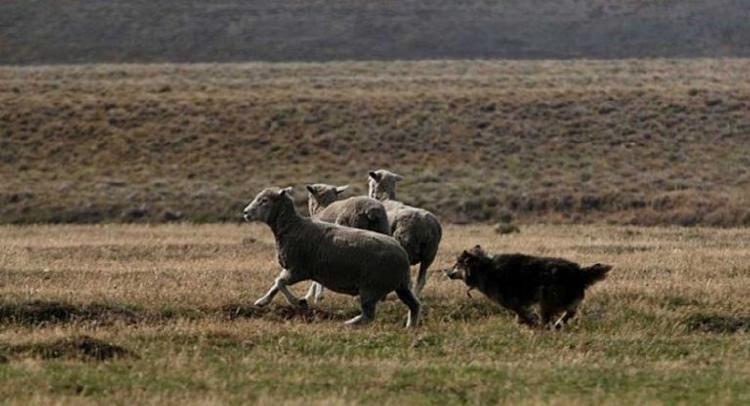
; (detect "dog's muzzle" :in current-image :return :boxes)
[445,266,461,280]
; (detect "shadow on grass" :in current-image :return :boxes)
[429,299,501,322]
[684,313,750,334]
[0,299,363,327]
[0,300,145,326]
[1,335,134,362]
[220,303,348,323]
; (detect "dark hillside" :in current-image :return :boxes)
[1,0,749,64]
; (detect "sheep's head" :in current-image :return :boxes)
[306,183,349,214]
[243,187,293,223]
[368,169,403,201]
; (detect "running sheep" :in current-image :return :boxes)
[368,169,443,297]
[304,183,391,303]
[243,187,421,327]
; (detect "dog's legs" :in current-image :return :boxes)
[512,306,540,328]
[540,304,561,329]
[554,300,582,330]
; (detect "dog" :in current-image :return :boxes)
[446,245,611,329]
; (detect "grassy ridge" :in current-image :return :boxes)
[2,59,750,225]
[1,224,749,403]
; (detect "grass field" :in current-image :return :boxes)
[2,59,750,226]
[1,223,749,404]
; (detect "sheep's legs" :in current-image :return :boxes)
[414,263,430,297]
[254,269,307,308]
[395,288,421,328]
[344,294,378,326]
[303,282,325,303]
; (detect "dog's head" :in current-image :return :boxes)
[445,244,489,285]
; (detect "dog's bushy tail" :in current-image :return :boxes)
[581,263,612,287]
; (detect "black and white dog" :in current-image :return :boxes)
[447,245,611,329]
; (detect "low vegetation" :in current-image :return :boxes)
[2,59,750,226]
[1,224,749,403]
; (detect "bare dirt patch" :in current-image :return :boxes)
[3,335,134,361]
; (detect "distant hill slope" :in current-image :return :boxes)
[1,0,750,64]
[2,59,750,225]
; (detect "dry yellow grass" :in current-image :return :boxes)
[1,223,749,404]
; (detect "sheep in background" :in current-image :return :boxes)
[303,183,390,303]
[368,169,442,297]
[243,187,421,327]
[307,184,390,235]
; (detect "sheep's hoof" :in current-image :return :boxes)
[553,321,564,331]
[254,298,270,307]
[344,315,366,325]
[297,299,309,310]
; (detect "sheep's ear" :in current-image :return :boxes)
[368,171,381,181]
[279,187,293,197]
[335,185,349,194]
[305,185,316,194]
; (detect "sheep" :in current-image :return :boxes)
[242,187,421,327]
[306,184,390,235]
[304,183,391,303]
[368,169,443,297]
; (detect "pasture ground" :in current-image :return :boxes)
[1,224,749,404]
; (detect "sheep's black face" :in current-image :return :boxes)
[243,188,289,223]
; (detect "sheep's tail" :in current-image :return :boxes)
[365,207,381,223]
[581,263,612,287]
[365,207,390,235]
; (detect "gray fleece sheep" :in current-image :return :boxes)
[307,184,390,235]
[304,183,391,303]
[368,169,443,297]
[243,187,421,327]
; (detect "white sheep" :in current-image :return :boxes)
[304,183,391,303]
[243,187,421,327]
[368,169,443,297]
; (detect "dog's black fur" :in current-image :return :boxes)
[446,245,611,329]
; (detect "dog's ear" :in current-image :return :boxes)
[460,250,471,261]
